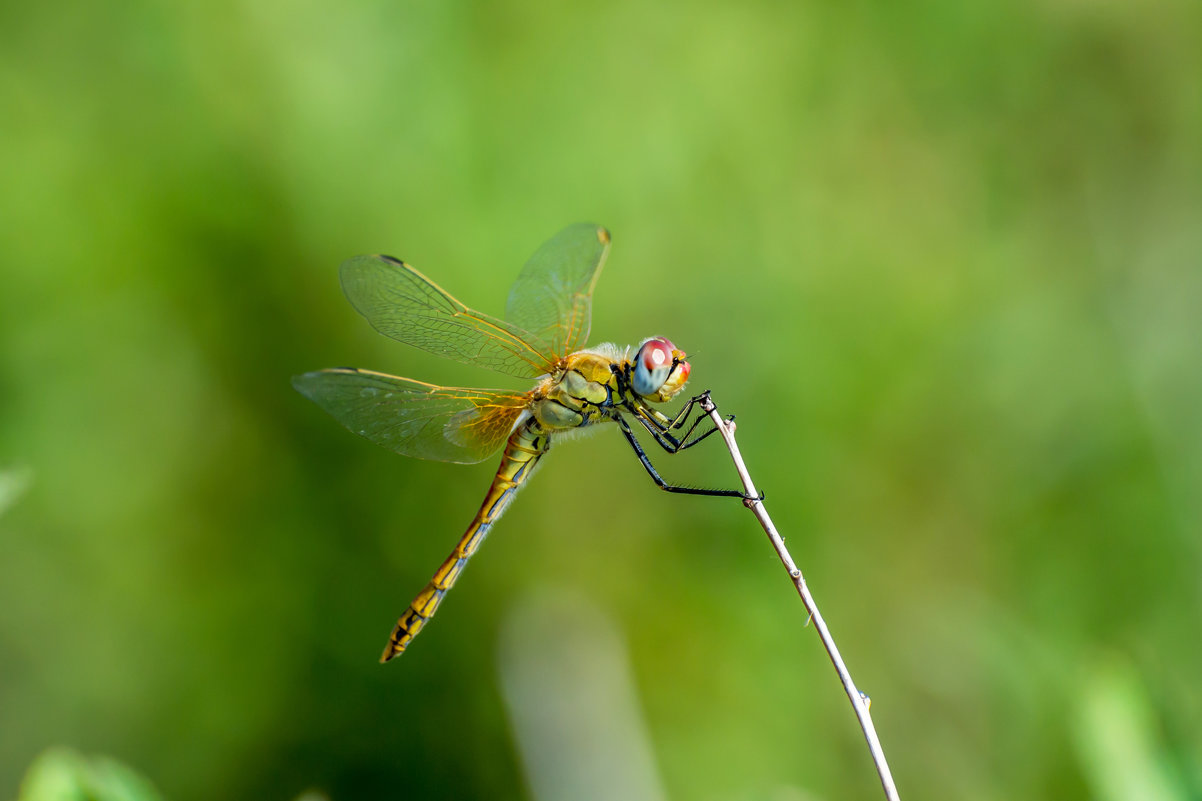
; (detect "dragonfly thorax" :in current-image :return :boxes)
[532,350,621,431]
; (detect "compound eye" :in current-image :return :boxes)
[632,337,677,396]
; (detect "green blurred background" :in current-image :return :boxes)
[3,1,1200,799]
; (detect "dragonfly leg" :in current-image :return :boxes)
[636,391,733,452]
[644,390,710,432]
[677,417,726,450]
[631,404,725,453]
[675,407,735,450]
[616,417,755,499]
[664,391,709,429]
[611,367,720,447]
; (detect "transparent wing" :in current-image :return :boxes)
[505,223,611,360]
[341,255,557,378]
[292,368,530,464]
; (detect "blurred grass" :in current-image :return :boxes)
[2,0,1200,799]
[13,748,328,801]
[15,749,167,801]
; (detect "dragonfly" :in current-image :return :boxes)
[293,223,754,662]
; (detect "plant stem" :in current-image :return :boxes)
[700,394,901,801]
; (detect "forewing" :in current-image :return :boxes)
[505,223,610,360]
[292,368,528,464]
[341,255,556,378]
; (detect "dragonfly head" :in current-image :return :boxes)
[632,337,691,402]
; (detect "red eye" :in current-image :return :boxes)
[633,337,689,398]
[640,337,675,371]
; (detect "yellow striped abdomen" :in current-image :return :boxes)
[380,417,548,662]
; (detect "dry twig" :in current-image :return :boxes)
[700,394,901,801]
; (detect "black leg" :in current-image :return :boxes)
[616,417,755,499]
[649,391,736,450]
[645,390,711,432]
[675,407,730,450]
[629,403,725,453]
[664,391,709,429]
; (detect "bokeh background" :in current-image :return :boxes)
[3,1,1200,799]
